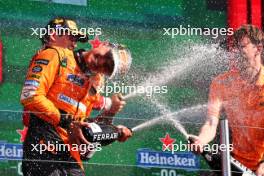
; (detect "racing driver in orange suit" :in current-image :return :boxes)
[20,17,132,176]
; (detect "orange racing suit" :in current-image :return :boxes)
[20,46,106,175]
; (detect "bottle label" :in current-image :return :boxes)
[89,123,102,133]
[93,132,119,141]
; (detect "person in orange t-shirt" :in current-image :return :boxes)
[191,24,264,175]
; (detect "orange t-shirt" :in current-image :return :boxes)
[208,68,264,170]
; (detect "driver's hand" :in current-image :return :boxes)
[68,121,90,146]
[188,134,204,154]
[106,93,126,115]
[117,125,132,142]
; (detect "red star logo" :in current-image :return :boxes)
[16,126,28,142]
[89,36,102,48]
[160,133,175,151]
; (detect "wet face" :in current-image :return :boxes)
[84,45,114,76]
[89,53,114,76]
[236,36,262,81]
[67,35,78,50]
